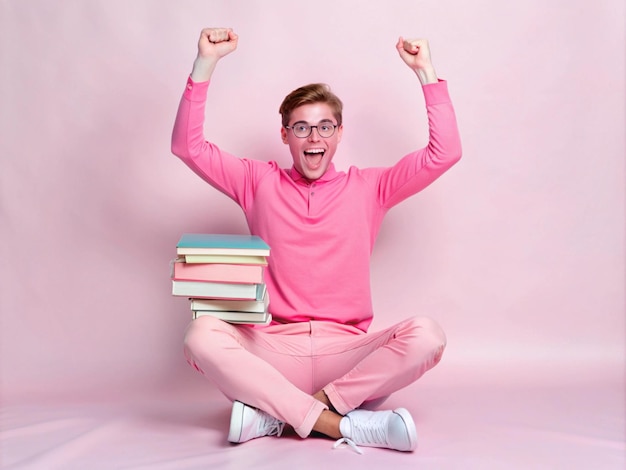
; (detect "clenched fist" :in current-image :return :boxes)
[191,28,239,82]
[396,37,438,85]
[197,27,239,59]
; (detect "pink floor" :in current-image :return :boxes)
[2,361,624,469]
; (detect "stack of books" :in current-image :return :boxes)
[171,233,271,325]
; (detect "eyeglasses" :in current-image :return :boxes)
[284,120,338,138]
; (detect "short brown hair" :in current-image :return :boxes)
[279,83,343,127]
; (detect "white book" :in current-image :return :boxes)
[172,281,264,300]
[190,287,269,313]
[193,310,272,325]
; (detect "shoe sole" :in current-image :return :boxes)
[228,400,245,443]
[394,408,418,451]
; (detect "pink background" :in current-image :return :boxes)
[1,1,624,468]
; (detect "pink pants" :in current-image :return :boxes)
[183,315,446,438]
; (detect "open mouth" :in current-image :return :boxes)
[303,148,325,168]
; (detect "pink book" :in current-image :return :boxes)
[171,260,264,284]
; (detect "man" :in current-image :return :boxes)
[172,27,461,453]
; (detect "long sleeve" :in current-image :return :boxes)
[170,77,462,331]
[171,77,274,209]
[368,79,462,209]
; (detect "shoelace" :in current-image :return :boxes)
[333,437,363,454]
[258,412,284,438]
[333,413,390,454]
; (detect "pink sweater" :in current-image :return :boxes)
[172,77,461,331]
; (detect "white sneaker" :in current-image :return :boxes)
[228,401,285,443]
[334,408,418,453]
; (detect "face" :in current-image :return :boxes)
[281,102,343,181]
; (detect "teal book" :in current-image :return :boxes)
[176,233,270,257]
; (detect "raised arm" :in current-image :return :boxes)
[172,27,239,161]
[171,28,263,207]
[369,37,462,208]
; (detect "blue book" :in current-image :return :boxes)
[176,233,270,257]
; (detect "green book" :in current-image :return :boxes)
[176,233,270,257]
[183,254,268,265]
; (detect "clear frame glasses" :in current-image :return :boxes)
[284,120,338,138]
